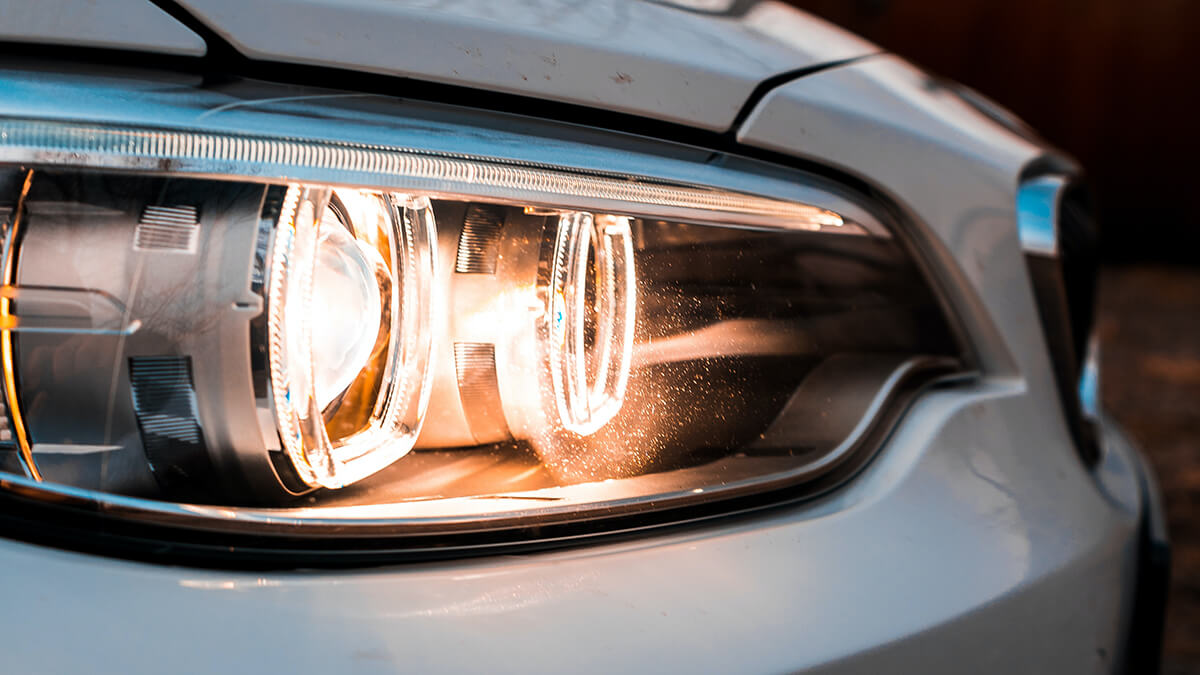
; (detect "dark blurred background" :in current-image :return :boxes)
[785,1,1200,671]
[789,0,1199,265]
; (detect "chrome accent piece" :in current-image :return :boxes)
[32,443,121,455]
[455,205,504,274]
[130,356,203,448]
[0,118,842,234]
[454,342,512,443]
[249,187,287,459]
[129,356,210,488]
[1016,175,1066,257]
[1078,334,1100,420]
[135,205,199,253]
[0,402,11,443]
[1,169,38,479]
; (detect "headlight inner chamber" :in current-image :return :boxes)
[0,115,961,528]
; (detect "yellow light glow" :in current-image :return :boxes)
[0,169,40,481]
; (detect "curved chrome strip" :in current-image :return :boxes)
[1016,175,1066,257]
[1078,334,1100,420]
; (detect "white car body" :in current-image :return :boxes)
[0,1,1167,672]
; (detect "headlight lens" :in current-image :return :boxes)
[0,78,964,559]
[267,186,436,490]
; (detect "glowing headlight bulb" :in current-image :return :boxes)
[266,187,437,489]
[310,205,386,410]
[547,213,636,435]
[418,205,635,451]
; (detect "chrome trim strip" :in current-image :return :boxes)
[1078,334,1100,420]
[0,66,890,236]
[0,117,844,233]
[1016,175,1066,257]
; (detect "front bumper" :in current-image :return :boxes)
[0,380,1157,674]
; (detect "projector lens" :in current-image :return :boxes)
[267,187,437,489]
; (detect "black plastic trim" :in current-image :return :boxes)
[641,0,762,18]
[143,0,239,62]
[1122,445,1171,674]
[729,55,877,132]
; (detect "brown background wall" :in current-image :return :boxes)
[788,0,1200,264]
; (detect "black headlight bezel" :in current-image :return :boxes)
[1016,170,1100,465]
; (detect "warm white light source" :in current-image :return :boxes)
[267,186,437,488]
[311,205,386,409]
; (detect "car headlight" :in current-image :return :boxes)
[265,186,437,491]
[0,70,964,562]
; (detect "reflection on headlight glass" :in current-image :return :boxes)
[0,165,958,516]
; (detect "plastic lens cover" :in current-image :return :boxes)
[0,81,962,549]
[267,186,436,489]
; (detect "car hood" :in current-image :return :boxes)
[3,0,878,132]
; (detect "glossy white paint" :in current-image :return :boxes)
[733,59,1147,667]
[0,386,1140,673]
[173,0,876,131]
[0,0,206,56]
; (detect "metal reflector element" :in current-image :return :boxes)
[453,342,512,443]
[0,403,9,444]
[129,356,212,494]
[134,205,199,253]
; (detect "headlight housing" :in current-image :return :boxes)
[0,68,964,563]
